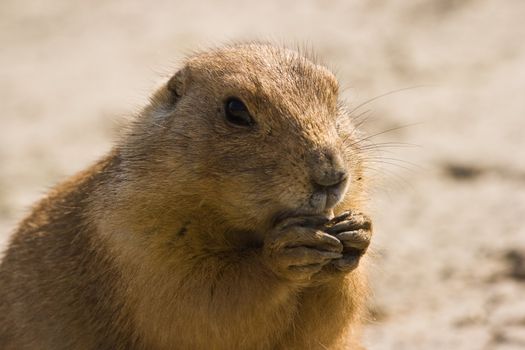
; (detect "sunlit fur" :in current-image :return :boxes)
[0,43,370,349]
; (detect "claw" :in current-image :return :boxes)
[324,212,372,235]
[325,211,352,226]
[264,218,347,281]
[332,255,360,272]
[276,215,330,230]
[335,230,371,251]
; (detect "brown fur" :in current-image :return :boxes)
[0,43,371,349]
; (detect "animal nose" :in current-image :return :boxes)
[312,170,348,206]
[313,170,347,189]
[308,150,349,210]
[310,149,348,189]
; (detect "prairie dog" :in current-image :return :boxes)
[0,43,372,349]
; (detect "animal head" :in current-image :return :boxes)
[122,43,365,232]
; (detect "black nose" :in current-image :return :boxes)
[308,149,348,209]
[309,149,347,187]
[313,170,347,188]
[312,170,348,200]
[310,170,348,210]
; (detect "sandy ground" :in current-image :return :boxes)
[1,0,525,348]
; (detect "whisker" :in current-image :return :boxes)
[364,159,419,173]
[347,85,431,115]
[358,142,421,150]
[350,111,375,136]
[362,165,415,192]
[350,123,422,146]
[351,109,373,123]
[364,157,423,170]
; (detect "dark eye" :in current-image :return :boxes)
[224,98,254,127]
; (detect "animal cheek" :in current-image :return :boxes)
[274,178,310,207]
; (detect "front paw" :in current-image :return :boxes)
[263,216,343,281]
[324,211,372,272]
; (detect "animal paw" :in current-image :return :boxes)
[323,211,372,272]
[263,216,343,281]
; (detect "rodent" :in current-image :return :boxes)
[0,43,373,350]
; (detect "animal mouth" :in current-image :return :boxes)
[271,179,347,226]
[272,207,335,227]
[308,181,347,214]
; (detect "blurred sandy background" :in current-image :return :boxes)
[1,0,525,348]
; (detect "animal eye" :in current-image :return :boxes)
[224,98,254,127]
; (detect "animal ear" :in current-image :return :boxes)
[167,66,190,98]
